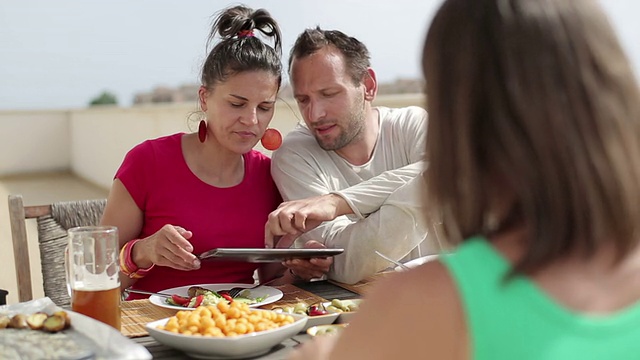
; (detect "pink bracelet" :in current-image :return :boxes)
[119,239,154,279]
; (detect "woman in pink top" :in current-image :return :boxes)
[100,5,286,298]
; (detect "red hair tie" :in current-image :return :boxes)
[237,29,254,38]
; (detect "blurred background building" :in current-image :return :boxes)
[132,79,424,105]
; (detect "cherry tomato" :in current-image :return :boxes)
[192,294,205,307]
[261,128,282,150]
[171,294,190,306]
[307,305,329,316]
[219,292,234,302]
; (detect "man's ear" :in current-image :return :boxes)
[363,68,378,101]
[198,85,209,112]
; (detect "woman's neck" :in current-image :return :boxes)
[182,133,245,188]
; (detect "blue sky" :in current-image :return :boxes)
[0,0,637,110]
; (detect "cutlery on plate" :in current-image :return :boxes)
[126,289,173,298]
[126,274,284,300]
[221,274,284,298]
[223,283,263,299]
[374,250,411,271]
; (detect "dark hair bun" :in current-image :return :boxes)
[212,5,281,54]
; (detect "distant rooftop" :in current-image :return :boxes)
[132,78,425,105]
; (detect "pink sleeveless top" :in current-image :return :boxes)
[115,133,281,299]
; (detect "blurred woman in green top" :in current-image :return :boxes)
[289,0,640,359]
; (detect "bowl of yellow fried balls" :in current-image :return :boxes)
[146,301,307,359]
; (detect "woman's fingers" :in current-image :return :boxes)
[173,226,193,241]
[156,242,200,270]
[164,225,194,252]
[157,249,198,271]
[154,224,200,269]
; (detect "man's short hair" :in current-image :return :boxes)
[288,27,371,85]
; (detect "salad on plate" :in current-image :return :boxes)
[166,286,266,308]
[149,283,284,310]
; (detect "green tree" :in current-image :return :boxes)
[89,91,118,106]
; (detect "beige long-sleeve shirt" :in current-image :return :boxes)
[271,106,441,284]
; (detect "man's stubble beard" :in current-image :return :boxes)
[316,96,366,151]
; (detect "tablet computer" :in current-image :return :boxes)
[197,248,344,263]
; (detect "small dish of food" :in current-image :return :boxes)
[306,324,348,337]
[271,298,362,329]
[326,299,362,324]
[271,302,340,331]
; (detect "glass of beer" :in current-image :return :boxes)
[67,226,121,330]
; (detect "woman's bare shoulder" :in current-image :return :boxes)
[332,261,467,360]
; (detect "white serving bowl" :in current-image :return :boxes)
[146,311,307,359]
[301,311,340,331]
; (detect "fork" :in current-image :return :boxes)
[221,274,283,298]
[374,250,411,271]
[221,283,262,299]
[125,289,173,298]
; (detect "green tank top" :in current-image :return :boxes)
[441,236,640,360]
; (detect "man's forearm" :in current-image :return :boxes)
[304,174,431,284]
[335,161,426,218]
[323,205,427,284]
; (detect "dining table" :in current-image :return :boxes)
[121,273,390,359]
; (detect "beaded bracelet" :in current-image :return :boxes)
[119,239,154,279]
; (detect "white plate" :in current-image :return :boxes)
[149,283,283,311]
[394,255,439,271]
[146,311,307,359]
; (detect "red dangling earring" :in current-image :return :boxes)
[260,128,283,151]
[198,120,207,143]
